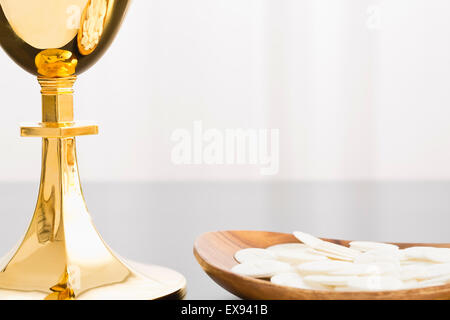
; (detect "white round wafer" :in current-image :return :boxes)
[402,279,420,289]
[341,276,404,291]
[418,263,450,280]
[276,250,327,264]
[349,241,399,253]
[330,263,399,276]
[329,264,375,276]
[401,263,450,282]
[297,260,353,275]
[400,265,427,281]
[349,241,398,253]
[293,231,323,248]
[231,260,293,278]
[267,243,308,252]
[304,275,357,287]
[270,273,321,290]
[293,231,359,259]
[400,260,436,267]
[417,281,447,288]
[234,248,277,263]
[316,242,360,259]
[266,243,326,263]
[402,247,450,263]
[418,274,450,287]
[354,249,401,265]
[306,248,355,262]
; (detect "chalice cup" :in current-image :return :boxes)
[0,0,186,300]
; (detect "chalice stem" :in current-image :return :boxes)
[0,77,134,299]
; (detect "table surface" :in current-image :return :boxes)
[0,181,449,299]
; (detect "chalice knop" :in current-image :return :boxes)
[0,0,186,300]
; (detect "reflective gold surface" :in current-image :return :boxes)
[0,1,187,299]
[78,0,108,55]
[0,0,88,49]
[35,49,78,77]
[0,0,130,75]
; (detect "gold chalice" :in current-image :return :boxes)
[0,0,186,300]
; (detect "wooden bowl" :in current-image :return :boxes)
[194,230,450,300]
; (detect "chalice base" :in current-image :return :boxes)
[0,136,186,300]
[0,261,186,300]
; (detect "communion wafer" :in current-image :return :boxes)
[400,260,437,267]
[418,274,450,287]
[266,243,325,263]
[304,275,358,287]
[400,265,428,281]
[353,249,401,265]
[275,249,327,264]
[342,276,404,291]
[330,263,399,276]
[271,273,321,290]
[349,241,399,253]
[416,263,450,280]
[306,248,355,261]
[234,248,277,263]
[400,263,450,281]
[231,260,293,278]
[297,260,353,275]
[293,231,323,248]
[402,247,450,263]
[267,243,308,252]
[294,231,359,259]
[329,264,377,276]
[315,241,360,259]
[294,231,353,260]
[402,279,420,289]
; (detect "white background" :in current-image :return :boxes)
[1,0,450,182]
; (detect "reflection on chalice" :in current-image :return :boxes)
[0,0,186,299]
